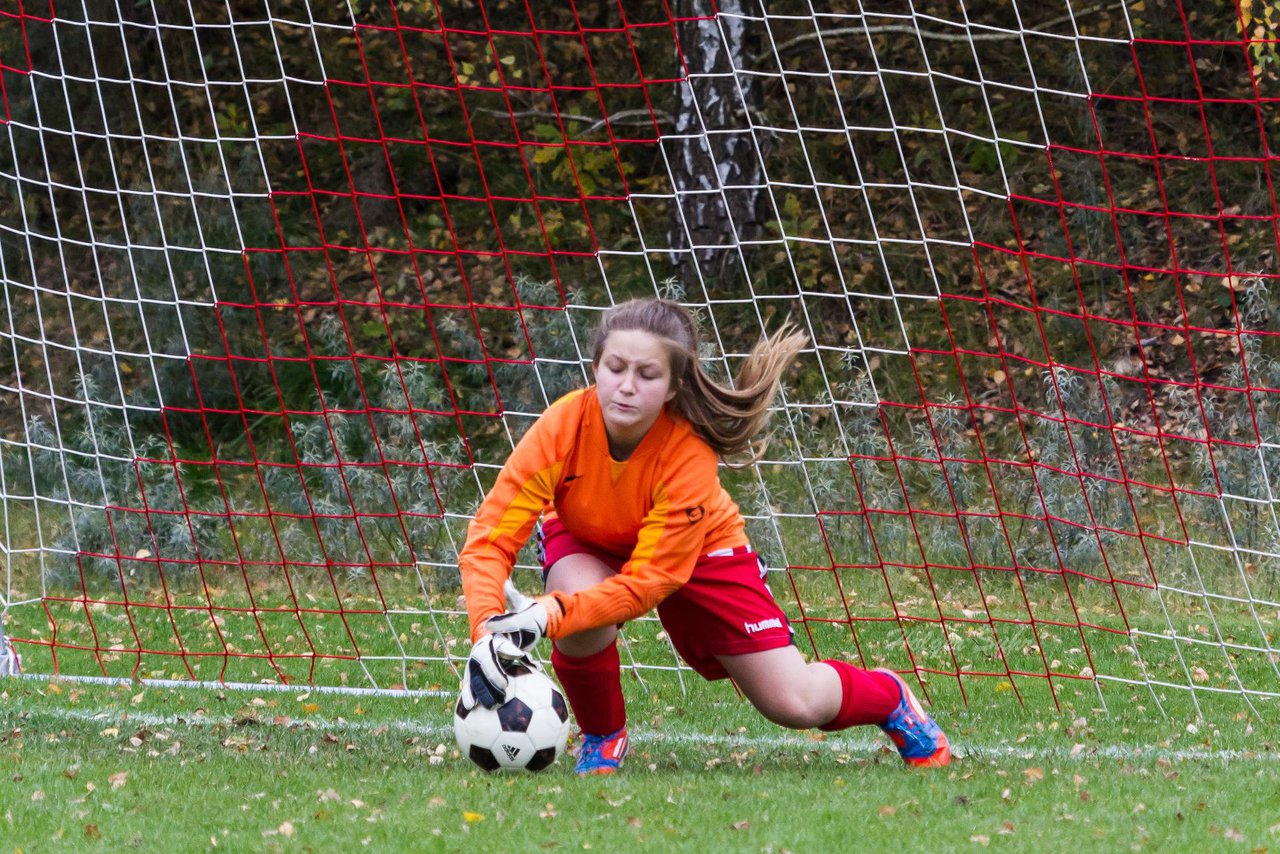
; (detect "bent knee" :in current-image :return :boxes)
[553,625,617,658]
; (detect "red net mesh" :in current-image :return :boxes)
[1,2,1276,710]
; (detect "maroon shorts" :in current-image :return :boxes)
[537,518,794,680]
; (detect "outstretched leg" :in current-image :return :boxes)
[717,647,950,766]
[715,645,878,729]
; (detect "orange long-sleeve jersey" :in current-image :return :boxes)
[459,387,748,641]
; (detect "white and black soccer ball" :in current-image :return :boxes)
[454,667,571,772]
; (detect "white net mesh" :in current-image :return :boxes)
[0,1,1276,712]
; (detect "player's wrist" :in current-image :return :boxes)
[534,593,566,637]
[469,607,505,642]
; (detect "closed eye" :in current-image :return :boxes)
[601,358,664,380]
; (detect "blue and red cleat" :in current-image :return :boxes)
[875,668,951,767]
[573,726,630,776]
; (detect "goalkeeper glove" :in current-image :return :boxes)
[483,594,565,653]
[458,633,529,710]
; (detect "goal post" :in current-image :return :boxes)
[0,1,1277,715]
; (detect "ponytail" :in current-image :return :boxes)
[589,299,807,463]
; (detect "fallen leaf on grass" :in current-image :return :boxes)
[108,772,127,791]
[462,811,484,823]
[222,735,253,752]
[262,820,295,838]
[970,835,990,846]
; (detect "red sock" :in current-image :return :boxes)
[551,642,626,736]
[818,660,900,731]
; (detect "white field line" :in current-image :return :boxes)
[17,705,1279,764]
[10,672,449,698]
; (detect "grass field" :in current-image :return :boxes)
[2,666,1277,852]
[3,562,1280,850]
[3,516,1279,851]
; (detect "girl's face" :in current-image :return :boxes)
[593,329,677,459]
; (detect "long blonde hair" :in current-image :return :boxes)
[589,299,807,463]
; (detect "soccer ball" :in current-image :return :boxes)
[454,667,571,772]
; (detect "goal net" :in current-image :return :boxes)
[1,0,1277,714]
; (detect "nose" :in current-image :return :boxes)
[618,370,636,393]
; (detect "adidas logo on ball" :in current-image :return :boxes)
[455,669,571,772]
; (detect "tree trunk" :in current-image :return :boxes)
[669,1,765,286]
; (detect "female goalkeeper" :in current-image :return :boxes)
[457,298,949,775]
